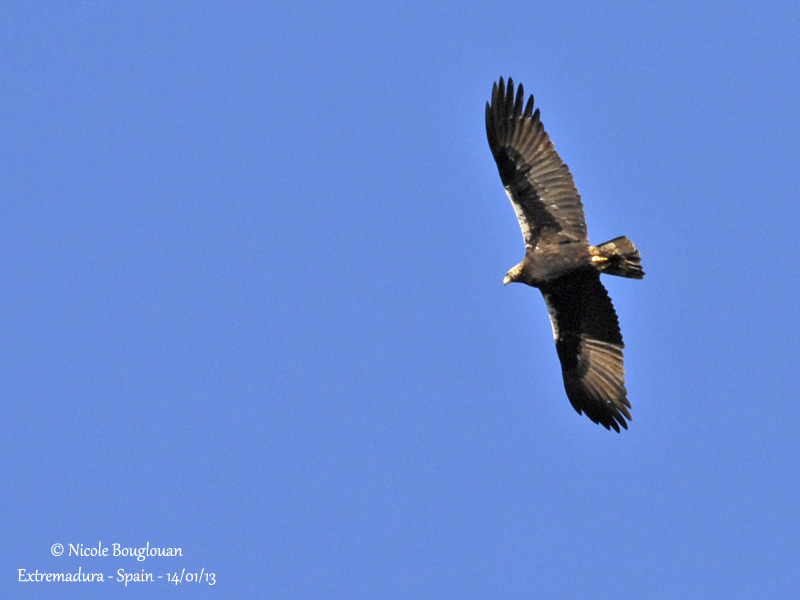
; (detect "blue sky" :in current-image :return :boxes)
[4,2,800,598]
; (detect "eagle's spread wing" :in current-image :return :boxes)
[485,77,588,249]
[541,270,631,432]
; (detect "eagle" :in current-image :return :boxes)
[485,77,644,432]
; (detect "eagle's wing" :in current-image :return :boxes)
[485,77,588,249]
[541,270,631,432]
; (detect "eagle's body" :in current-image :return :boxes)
[486,77,643,432]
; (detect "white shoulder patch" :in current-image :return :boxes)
[542,293,560,341]
[505,186,532,243]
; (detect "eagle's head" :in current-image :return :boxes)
[503,262,524,286]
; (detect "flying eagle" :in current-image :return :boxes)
[485,77,644,432]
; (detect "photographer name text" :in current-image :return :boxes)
[57,542,181,562]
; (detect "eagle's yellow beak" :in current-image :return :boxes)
[503,274,512,286]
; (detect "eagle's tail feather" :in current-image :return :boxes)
[593,236,644,279]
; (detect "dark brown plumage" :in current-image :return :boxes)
[485,77,644,432]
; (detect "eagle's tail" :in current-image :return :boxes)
[592,236,644,279]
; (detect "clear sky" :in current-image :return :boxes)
[4,2,800,598]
